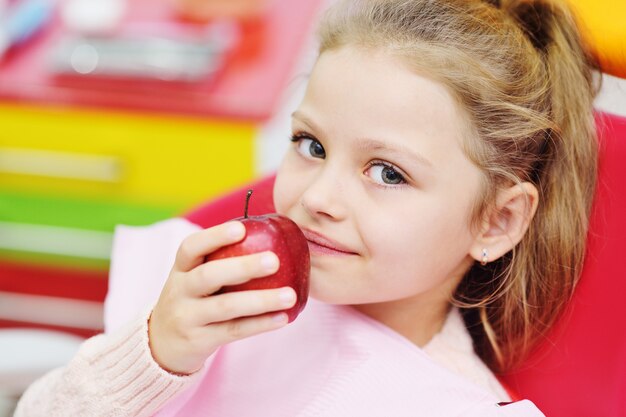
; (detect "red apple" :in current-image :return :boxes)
[205,190,310,322]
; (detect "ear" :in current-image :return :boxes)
[470,182,539,264]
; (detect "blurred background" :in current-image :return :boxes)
[0,0,624,415]
[0,0,325,413]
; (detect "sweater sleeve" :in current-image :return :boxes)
[13,309,205,417]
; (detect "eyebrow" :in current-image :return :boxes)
[291,111,434,169]
[355,138,434,169]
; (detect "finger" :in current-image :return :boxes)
[192,287,296,325]
[209,312,290,346]
[174,221,246,272]
[186,251,280,296]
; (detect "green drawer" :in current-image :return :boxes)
[0,189,181,269]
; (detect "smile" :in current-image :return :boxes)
[301,228,358,256]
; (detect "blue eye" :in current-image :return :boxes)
[291,134,326,159]
[366,162,406,185]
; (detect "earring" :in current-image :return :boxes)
[480,248,489,266]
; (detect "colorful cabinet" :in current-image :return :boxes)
[0,0,322,336]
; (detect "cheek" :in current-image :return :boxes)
[364,203,475,288]
[273,155,301,216]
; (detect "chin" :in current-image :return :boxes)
[308,279,345,305]
[308,280,366,306]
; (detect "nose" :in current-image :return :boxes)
[299,165,347,221]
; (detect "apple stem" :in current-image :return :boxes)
[244,189,253,219]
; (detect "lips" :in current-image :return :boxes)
[300,228,358,255]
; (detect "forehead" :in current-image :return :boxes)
[296,47,470,166]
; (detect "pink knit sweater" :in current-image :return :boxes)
[14,219,544,417]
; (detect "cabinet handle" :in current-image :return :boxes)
[0,147,123,183]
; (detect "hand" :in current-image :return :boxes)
[148,221,297,375]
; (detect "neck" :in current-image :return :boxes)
[352,297,452,347]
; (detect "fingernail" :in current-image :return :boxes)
[261,253,279,271]
[227,222,245,239]
[279,288,296,306]
[272,312,288,325]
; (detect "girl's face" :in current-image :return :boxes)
[274,47,484,317]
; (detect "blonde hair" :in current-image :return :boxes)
[318,0,599,372]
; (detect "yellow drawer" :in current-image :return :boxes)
[0,103,256,209]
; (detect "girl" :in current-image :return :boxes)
[15,0,599,415]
